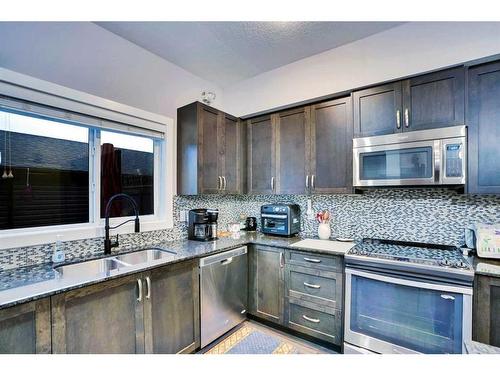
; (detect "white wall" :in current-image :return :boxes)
[222,22,500,117]
[0,22,221,119]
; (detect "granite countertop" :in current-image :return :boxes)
[465,340,500,354]
[0,232,349,310]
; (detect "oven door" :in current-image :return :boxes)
[344,268,472,354]
[353,140,439,187]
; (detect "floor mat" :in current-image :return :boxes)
[203,321,330,354]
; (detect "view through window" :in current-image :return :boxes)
[100,131,155,218]
[0,110,89,230]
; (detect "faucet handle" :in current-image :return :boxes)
[113,234,119,248]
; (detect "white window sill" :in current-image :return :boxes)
[0,218,173,250]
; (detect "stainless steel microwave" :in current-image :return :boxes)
[353,126,466,187]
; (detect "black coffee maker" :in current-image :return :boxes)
[188,209,219,241]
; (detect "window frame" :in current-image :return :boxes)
[0,96,174,250]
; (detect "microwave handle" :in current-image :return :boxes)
[434,140,441,184]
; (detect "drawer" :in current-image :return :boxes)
[287,250,342,271]
[286,265,343,310]
[287,298,342,345]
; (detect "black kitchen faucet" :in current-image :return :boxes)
[104,193,140,255]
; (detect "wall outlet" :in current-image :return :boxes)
[306,198,314,220]
[179,210,188,222]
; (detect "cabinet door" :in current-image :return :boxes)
[51,274,145,354]
[198,105,222,193]
[310,97,353,193]
[221,114,245,194]
[468,62,500,194]
[353,82,403,137]
[143,260,200,354]
[402,67,465,132]
[473,274,500,347]
[247,116,276,194]
[248,245,284,324]
[0,298,51,354]
[276,107,310,194]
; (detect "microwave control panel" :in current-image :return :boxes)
[445,144,463,178]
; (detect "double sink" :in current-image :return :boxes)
[54,248,177,279]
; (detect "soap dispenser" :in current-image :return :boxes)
[52,235,66,263]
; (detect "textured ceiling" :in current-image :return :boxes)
[96,22,404,87]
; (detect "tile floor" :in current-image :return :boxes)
[200,320,337,354]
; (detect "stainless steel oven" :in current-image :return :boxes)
[353,126,466,187]
[344,268,472,354]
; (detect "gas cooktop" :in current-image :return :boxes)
[345,239,474,282]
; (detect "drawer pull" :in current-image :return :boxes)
[303,257,321,263]
[303,282,321,289]
[302,314,320,323]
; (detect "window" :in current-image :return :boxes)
[0,107,168,238]
[0,111,89,230]
[100,131,155,218]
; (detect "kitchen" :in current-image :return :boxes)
[1,2,500,374]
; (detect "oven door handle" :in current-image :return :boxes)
[345,268,472,295]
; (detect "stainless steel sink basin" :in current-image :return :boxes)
[53,248,177,279]
[115,248,176,265]
[54,258,126,279]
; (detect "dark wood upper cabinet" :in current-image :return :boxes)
[402,67,465,131]
[353,67,465,138]
[276,107,310,194]
[177,102,246,195]
[247,115,276,194]
[199,105,221,194]
[310,97,353,194]
[353,82,403,137]
[221,113,247,194]
[467,61,500,194]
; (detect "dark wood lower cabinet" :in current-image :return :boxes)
[0,298,51,354]
[144,260,200,354]
[248,245,285,324]
[51,260,200,354]
[473,274,500,347]
[51,274,146,354]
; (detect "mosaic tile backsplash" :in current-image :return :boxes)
[2,189,500,270]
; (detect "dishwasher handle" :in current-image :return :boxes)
[199,246,247,267]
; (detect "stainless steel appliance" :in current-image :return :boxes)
[188,209,218,241]
[199,246,248,348]
[344,239,474,354]
[261,204,300,236]
[353,126,466,187]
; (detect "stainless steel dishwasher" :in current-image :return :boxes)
[199,246,248,348]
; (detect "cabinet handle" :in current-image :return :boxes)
[305,175,309,189]
[222,176,227,191]
[404,108,409,128]
[217,176,222,190]
[279,252,284,268]
[311,175,315,190]
[396,110,401,129]
[271,177,275,192]
[136,279,143,302]
[303,257,321,263]
[145,276,151,300]
[302,314,320,323]
[303,282,321,289]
